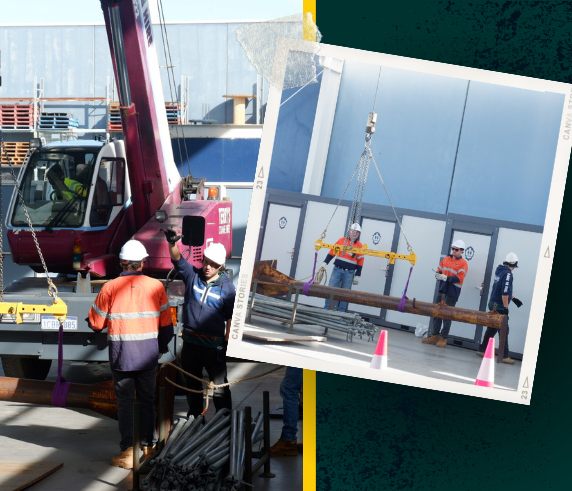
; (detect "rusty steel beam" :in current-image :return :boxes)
[0,363,178,420]
[0,376,118,419]
[251,261,507,363]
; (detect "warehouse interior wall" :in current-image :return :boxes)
[269,59,564,227]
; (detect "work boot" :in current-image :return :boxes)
[476,351,485,357]
[422,334,440,345]
[503,357,516,364]
[269,438,298,456]
[110,447,134,469]
[435,337,447,348]
[141,446,156,462]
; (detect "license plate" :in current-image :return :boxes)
[41,316,78,331]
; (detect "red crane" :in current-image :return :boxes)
[0,0,232,379]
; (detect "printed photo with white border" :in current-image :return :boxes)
[228,38,572,405]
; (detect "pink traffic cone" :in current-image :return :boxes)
[369,330,388,370]
[475,337,495,388]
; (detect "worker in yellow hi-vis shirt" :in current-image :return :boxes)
[46,164,87,201]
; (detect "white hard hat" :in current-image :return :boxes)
[119,240,149,261]
[452,239,466,250]
[350,223,362,233]
[203,243,227,266]
[505,252,519,266]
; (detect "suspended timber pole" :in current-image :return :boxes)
[251,261,507,363]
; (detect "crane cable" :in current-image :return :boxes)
[156,0,192,178]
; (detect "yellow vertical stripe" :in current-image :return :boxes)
[303,4,318,489]
[303,369,316,491]
[303,0,317,42]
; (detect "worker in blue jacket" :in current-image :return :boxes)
[477,252,523,364]
[164,229,236,416]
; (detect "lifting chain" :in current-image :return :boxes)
[0,133,59,301]
[317,65,414,258]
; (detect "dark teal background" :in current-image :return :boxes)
[316,2,571,489]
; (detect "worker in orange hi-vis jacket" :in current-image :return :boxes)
[422,239,469,348]
[322,223,365,312]
[89,240,174,470]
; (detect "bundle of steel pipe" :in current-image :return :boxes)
[249,292,377,342]
[143,409,265,491]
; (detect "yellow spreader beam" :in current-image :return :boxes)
[0,298,67,324]
[314,238,417,265]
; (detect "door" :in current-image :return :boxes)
[259,203,301,276]
[447,231,491,339]
[293,201,349,308]
[350,218,396,316]
[483,228,542,356]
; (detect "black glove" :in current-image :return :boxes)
[161,228,182,244]
[502,308,509,315]
[512,297,523,308]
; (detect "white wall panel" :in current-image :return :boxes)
[385,215,447,328]
[481,228,542,355]
[294,201,349,308]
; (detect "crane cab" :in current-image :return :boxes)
[7,140,130,276]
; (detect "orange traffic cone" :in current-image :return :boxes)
[369,330,388,370]
[475,337,495,388]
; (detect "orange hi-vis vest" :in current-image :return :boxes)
[89,272,174,371]
[437,255,468,288]
[328,237,365,271]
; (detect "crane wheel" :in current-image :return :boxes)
[1,357,52,380]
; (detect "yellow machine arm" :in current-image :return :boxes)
[0,297,67,324]
[314,238,417,266]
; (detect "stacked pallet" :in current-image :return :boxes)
[107,101,183,129]
[1,142,30,165]
[38,113,79,130]
[108,101,122,132]
[165,102,182,124]
[0,104,39,129]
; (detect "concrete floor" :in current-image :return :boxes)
[244,315,521,392]
[0,361,302,491]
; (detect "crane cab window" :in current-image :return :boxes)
[11,150,96,228]
[88,158,125,226]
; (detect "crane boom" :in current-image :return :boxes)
[101,0,181,230]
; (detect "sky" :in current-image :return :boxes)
[1,0,303,24]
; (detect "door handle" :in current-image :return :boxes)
[474,283,485,296]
